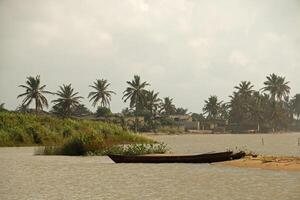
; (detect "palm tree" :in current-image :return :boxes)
[261,74,291,131]
[292,94,300,120]
[160,97,176,116]
[52,84,83,118]
[143,90,161,129]
[249,91,265,132]
[144,90,161,116]
[203,95,221,121]
[234,81,254,98]
[17,75,53,114]
[262,73,290,101]
[88,79,116,108]
[123,75,149,132]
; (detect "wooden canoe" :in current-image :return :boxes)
[108,151,245,163]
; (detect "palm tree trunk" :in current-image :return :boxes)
[135,98,138,133]
[35,98,38,114]
[135,106,138,133]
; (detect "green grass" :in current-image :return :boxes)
[0,112,155,155]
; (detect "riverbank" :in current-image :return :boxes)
[219,155,300,171]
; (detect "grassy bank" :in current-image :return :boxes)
[0,112,165,155]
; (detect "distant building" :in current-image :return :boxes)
[169,114,192,122]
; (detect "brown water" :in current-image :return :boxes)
[1,133,300,200]
[150,133,300,156]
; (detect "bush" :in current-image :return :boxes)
[0,112,153,147]
[96,107,112,117]
[91,143,169,156]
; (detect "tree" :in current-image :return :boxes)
[52,84,83,118]
[248,91,265,132]
[203,95,221,121]
[96,107,112,117]
[261,74,291,131]
[17,75,53,114]
[292,94,300,120]
[262,73,290,101]
[123,75,149,132]
[161,97,176,116]
[121,107,134,117]
[0,103,7,112]
[72,104,92,117]
[219,103,230,121]
[175,107,188,115]
[229,81,254,126]
[144,90,161,116]
[142,90,161,130]
[191,113,205,121]
[88,79,116,108]
[234,81,254,98]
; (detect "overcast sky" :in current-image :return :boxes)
[0,0,300,113]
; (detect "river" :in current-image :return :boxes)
[0,133,299,200]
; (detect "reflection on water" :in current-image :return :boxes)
[0,133,300,200]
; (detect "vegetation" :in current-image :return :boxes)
[52,84,83,118]
[37,137,165,156]
[0,103,7,112]
[203,96,222,121]
[96,107,112,117]
[0,112,153,148]
[17,75,53,114]
[72,104,92,116]
[88,79,116,107]
[160,97,176,116]
[123,75,150,132]
[197,74,299,132]
[293,94,300,120]
[5,73,300,135]
[99,143,168,156]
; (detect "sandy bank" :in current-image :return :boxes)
[219,155,300,172]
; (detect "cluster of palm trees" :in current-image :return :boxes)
[17,75,115,118]
[15,73,300,132]
[17,75,183,123]
[201,73,300,132]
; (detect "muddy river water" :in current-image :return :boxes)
[1,133,300,200]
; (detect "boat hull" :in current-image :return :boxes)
[108,151,245,163]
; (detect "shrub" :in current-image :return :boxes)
[97,143,169,156]
[0,112,153,147]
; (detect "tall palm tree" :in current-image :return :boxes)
[292,94,300,120]
[160,97,176,116]
[143,90,161,129]
[88,79,116,108]
[17,75,53,114]
[144,90,161,116]
[203,95,221,121]
[234,81,254,98]
[123,75,149,132]
[52,84,83,118]
[262,73,290,101]
[249,91,265,132]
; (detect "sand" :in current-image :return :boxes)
[219,155,300,171]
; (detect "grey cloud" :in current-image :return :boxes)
[0,0,299,112]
